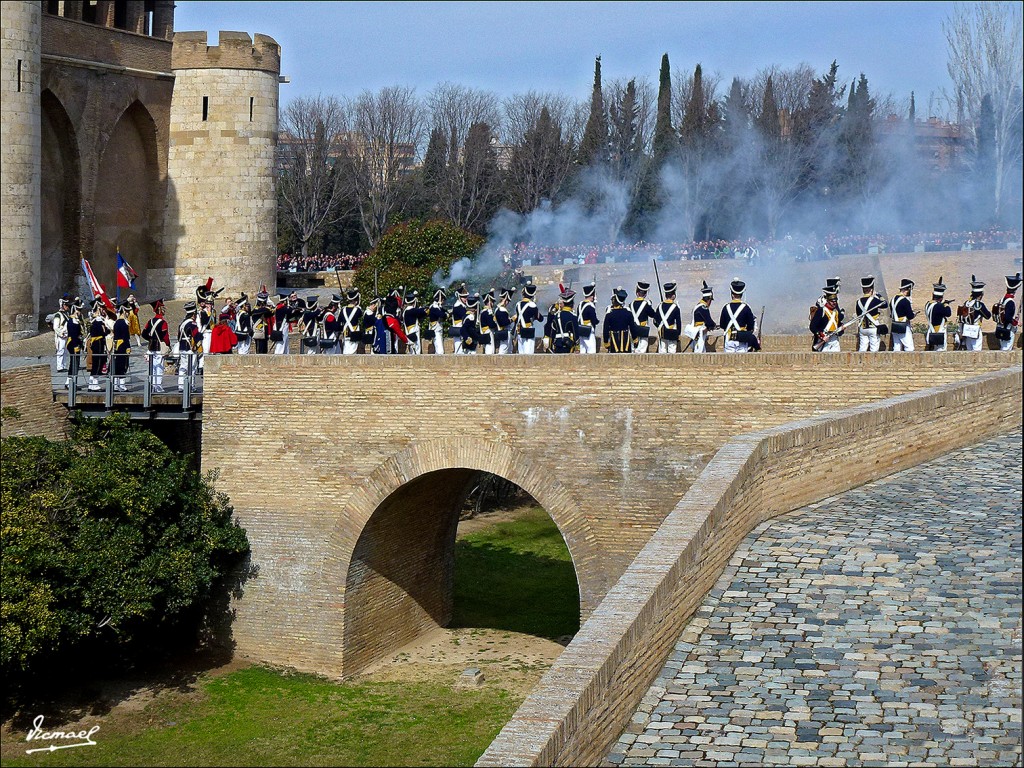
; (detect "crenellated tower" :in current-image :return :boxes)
[161,30,281,299]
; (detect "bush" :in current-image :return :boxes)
[353,219,485,300]
[0,414,248,678]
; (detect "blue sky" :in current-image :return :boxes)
[176,1,957,116]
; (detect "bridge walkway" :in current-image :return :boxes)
[607,432,1022,768]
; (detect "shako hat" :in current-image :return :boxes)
[636,280,650,294]
[346,288,360,302]
[432,288,446,302]
[59,294,71,307]
[256,291,269,304]
[1006,272,1022,291]
[969,275,985,295]
[730,277,746,295]
[612,287,627,304]
[328,293,342,306]
[663,281,677,296]
[560,288,576,304]
[150,298,166,311]
[405,289,419,304]
[500,287,515,301]
[861,275,875,291]
[822,282,839,297]
[899,278,915,292]
[117,301,131,314]
[932,276,946,296]
[466,293,480,309]
[825,276,841,292]
[522,283,537,298]
[183,300,197,313]
[306,295,319,308]
[700,280,714,299]
[456,283,469,298]
[582,283,596,298]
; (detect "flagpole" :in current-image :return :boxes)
[116,244,120,305]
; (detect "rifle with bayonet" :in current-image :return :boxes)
[812,303,879,352]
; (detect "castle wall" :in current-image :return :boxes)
[161,31,281,300]
[1,1,42,341]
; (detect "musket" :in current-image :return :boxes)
[652,259,664,303]
[812,305,876,352]
[757,305,765,348]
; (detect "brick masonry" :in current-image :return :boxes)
[474,365,1022,767]
[199,351,1020,678]
[0,364,68,441]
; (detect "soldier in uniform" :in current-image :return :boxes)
[109,303,132,391]
[956,276,991,352]
[197,295,215,367]
[250,292,273,354]
[923,276,953,351]
[319,294,342,355]
[381,293,408,353]
[300,295,321,354]
[514,283,543,355]
[141,299,170,392]
[655,281,683,353]
[478,290,497,354]
[340,289,364,355]
[815,277,841,310]
[494,288,515,354]
[810,283,845,352]
[459,294,482,354]
[993,272,1021,351]
[125,293,143,346]
[450,285,469,354]
[428,288,448,354]
[176,301,202,391]
[64,302,84,390]
[235,295,253,355]
[630,281,657,353]
[542,296,561,352]
[86,301,110,391]
[689,281,717,353]
[603,288,636,353]
[52,295,71,372]
[576,283,600,354]
[855,276,887,352]
[402,290,427,354]
[889,279,916,351]
[720,278,759,353]
[551,289,579,353]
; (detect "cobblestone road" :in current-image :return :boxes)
[608,432,1022,768]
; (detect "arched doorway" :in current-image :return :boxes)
[93,101,161,298]
[40,90,81,318]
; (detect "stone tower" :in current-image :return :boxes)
[162,31,280,299]
[1,1,41,341]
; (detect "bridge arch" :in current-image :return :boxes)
[336,438,597,675]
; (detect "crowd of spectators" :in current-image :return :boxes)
[277,252,368,272]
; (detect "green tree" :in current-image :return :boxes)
[1,415,248,679]
[578,56,609,167]
[353,219,485,300]
[627,53,674,237]
[974,93,997,223]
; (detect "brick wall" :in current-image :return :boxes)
[42,14,172,73]
[200,351,1020,677]
[475,366,1022,766]
[0,364,68,440]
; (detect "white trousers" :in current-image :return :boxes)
[658,338,678,354]
[498,337,511,355]
[303,339,319,355]
[692,332,707,353]
[579,334,597,354]
[178,350,195,390]
[237,337,251,355]
[724,339,750,353]
[858,327,880,352]
[892,328,914,351]
[998,332,1015,351]
[928,333,947,352]
[483,341,495,355]
[406,336,421,354]
[148,351,165,391]
[818,338,841,352]
[273,332,290,355]
[518,336,535,355]
[55,335,68,370]
[343,338,359,355]
[634,337,650,354]
[962,334,983,352]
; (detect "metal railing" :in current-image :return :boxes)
[59,350,200,414]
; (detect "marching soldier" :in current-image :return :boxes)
[428,288,448,354]
[451,285,469,354]
[403,290,427,354]
[86,301,110,391]
[459,294,482,354]
[235,295,253,355]
[630,281,657,353]
[250,291,273,354]
[551,289,579,353]
[993,271,1021,351]
[809,282,845,352]
[340,289,364,355]
[479,290,497,354]
[603,287,636,353]
[855,276,887,352]
[514,283,543,355]
[52,295,71,372]
[494,288,515,354]
[319,294,342,355]
[655,281,683,353]
[576,284,600,354]
[176,301,202,390]
[689,281,717,353]
[141,299,170,392]
[720,278,759,353]
[889,279,916,351]
[64,303,84,390]
[300,295,321,354]
[956,276,991,352]
[923,276,953,351]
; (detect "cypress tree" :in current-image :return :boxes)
[578,55,609,166]
[975,93,996,224]
[651,53,675,162]
[755,75,781,142]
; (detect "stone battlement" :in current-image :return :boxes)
[171,30,280,74]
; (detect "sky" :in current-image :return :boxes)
[176,1,959,117]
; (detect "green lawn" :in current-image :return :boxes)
[2,505,579,767]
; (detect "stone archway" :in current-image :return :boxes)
[337,438,595,676]
[93,100,161,298]
[40,90,81,316]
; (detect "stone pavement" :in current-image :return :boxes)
[608,432,1022,768]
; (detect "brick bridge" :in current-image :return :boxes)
[199,351,1018,678]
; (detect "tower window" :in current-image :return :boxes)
[250,97,254,122]
[202,96,208,121]
[17,59,21,93]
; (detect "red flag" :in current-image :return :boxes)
[81,257,116,313]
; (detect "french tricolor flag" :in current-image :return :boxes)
[116,249,137,289]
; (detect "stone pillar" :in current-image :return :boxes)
[95,0,113,28]
[152,0,174,39]
[63,0,83,21]
[1,1,42,341]
[125,0,144,34]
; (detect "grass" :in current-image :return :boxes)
[452,505,580,639]
[2,504,578,767]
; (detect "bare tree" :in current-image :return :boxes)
[341,86,427,248]
[748,64,815,118]
[501,91,579,212]
[944,1,1023,221]
[277,95,350,257]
